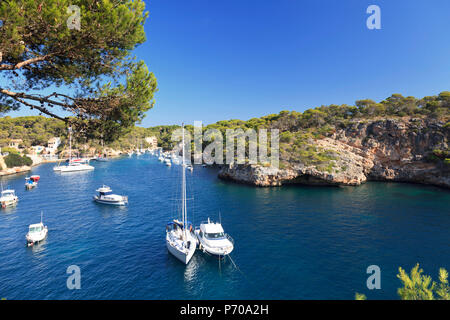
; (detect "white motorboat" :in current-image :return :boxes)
[158,156,164,162]
[164,158,172,166]
[0,188,18,208]
[195,218,234,257]
[26,212,48,246]
[25,175,40,190]
[93,185,128,206]
[187,165,193,172]
[166,124,197,264]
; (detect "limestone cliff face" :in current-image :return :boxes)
[219,118,450,188]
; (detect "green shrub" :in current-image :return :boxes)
[1,147,19,155]
[4,153,33,168]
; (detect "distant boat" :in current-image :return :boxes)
[166,124,197,264]
[0,187,18,208]
[187,165,193,172]
[93,185,128,206]
[25,175,40,190]
[158,156,164,162]
[164,158,172,166]
[94,155,108,162]
[54,127,95,172]
[26,211,48,246]
[195,218,234,257]
[59,158,94,172]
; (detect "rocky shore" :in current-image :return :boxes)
[219,118,450,188]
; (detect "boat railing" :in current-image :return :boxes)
[226,234,234,245]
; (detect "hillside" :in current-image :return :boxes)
[1,91,449,187]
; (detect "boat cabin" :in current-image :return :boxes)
[1,189,16,198]
[28,223,44,233]
[198,221,225,240]
[96,186,113,196]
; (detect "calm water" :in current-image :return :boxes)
[0,156,449,299]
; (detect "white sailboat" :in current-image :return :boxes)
[54,127,94,172]
[166,124,197,264]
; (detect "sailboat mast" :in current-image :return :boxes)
[182,124,187,240]
[68,127,72,161]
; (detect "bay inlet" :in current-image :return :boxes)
[0,154,449,299]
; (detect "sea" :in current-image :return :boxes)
[0,155,449,299]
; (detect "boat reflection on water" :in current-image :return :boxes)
[183,255,200,283]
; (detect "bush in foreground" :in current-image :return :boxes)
[4,153,33,168]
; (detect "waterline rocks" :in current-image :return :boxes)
[219,118,450,188]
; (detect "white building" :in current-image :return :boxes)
[46,137,61,154]
[31,145,45,154]
[145,136,158,149]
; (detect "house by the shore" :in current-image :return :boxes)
[145,136,158,149]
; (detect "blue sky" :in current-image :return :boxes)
[5,0,450,126]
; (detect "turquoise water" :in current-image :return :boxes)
[0,155,449,299]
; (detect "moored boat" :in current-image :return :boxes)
[26,212,48,246]
[0,188,18,208]
[93,185,128,206]
[25,175,40,189]
[166,124,197,264]
[195,218,234,257]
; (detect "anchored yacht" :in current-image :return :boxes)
[54,127,94,172]
[93,185,128,206]
[195,218,234,257]
[0,188,18,208]
[26,212,48,246]
[166,124,197,264]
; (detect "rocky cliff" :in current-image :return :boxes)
[219,118,450,188]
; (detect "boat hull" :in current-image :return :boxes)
[195,230,234,256]
[93,197,127,206]
[1,197,18,208]
[59,165,94,172]
[166,232,197,264]
[25,183,37,190]
[26,227,48,244]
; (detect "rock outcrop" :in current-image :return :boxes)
[219,118,450,188]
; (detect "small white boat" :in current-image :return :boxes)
[26,212,48,246]
[25,175,40,189]
[0,188,18,208]
[93,185,128,206]
[195,218,234,257]
[164,158,172,166]
[187,165,193,172]
[94,155,108,162]
[158,156,164,162]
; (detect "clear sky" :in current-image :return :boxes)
[6,0,450,127]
